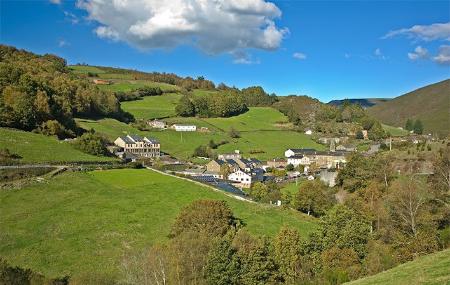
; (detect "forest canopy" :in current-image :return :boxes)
[0,45,132,137]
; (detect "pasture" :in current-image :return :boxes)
[0,169,317,279]
[0,128,116,163]
[121,93,182,120]
[347,248,450,285]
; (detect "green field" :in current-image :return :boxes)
[0,128,116,163]
[69,65,106,74]
[97,80,180,93]
[121,93,182,120]
[0,169,317,279]
[347,249,450,285]
[382,124,409,137]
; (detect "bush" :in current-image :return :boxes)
[73,131,109,156]
[229,127,241,138]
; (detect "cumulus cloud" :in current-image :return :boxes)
[77,0,288,56]
[383,22,450,42]
[433,45,450,65]
[232,51,260,64]
[293,52,307,60]
[407,46,429,60]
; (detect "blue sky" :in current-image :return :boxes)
[1,0,449,102]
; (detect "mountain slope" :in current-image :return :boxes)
[368,79,450,135]
[347,249,450,285]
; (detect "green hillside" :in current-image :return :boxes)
[120,92,182,119]
[76,107,324,160]
[0,169,317,279]
[368,79,450,136]
[347,249,450,285]
[0,128,116,163]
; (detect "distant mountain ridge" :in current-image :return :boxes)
[367,79,450,136]
[328,98,391,108]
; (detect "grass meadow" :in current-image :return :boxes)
[120,93,182,120]
[0,128,116,163]
[347,248,450,285]
[0,168,317,279]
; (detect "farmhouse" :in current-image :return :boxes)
[114,135,160,158]
[172,124,197,132]
[148,120,166,129]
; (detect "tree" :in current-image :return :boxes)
[273,227,311,283]
[337,153,376,193]
[413,119,424,134]
[356,130,364,140]
[405,119,414,131]
[205,238,240,285]
[169,200,238,238]
[293,180,334,217]
[234,232,279,285]
[175,95,195,117]
[386,176,431,237]
[320,247,362,283]
[286,163,294,171]
[308,205,371,258]
[73,131,108,156]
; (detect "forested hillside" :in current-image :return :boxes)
[0,45,132,138]
[368,79,450,136]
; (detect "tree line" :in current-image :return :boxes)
[0,45,133,138]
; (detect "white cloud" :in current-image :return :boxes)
[58,39,70,47]
[407,46,429,60]
[64,11,79,24]
[383,22,450,42]
[433,45,450,65]
[293,52,307,60]
[77,0,288,56]
[50,0,61,4]
[374,48,386,60]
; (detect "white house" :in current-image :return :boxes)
[173,124,197,132]
[228,170,252,188]
[287,155,311,167]
[305,129,313,135]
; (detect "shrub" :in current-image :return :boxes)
[73,131,109,156]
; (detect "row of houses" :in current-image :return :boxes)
[284,148,347,169]
[206,151,264,188]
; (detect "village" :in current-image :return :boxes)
[110,119,381,201]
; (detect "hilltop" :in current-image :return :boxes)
[368,79,450,136]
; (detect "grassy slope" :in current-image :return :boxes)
[0,169,317,279]
[382,124,409,137]
[76,107,324,161]
[347,249,450,285]
[0,128,115,163]
[121,93,182,120]
[368,79,450,135]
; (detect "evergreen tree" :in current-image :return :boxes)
[405,119,413,131]
[413,119,424,134]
